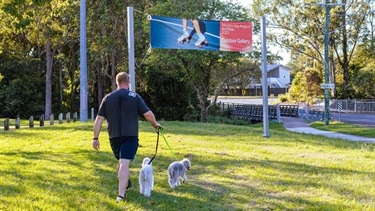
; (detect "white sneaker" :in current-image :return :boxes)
[178,30,189,43]
[116,195,124,203]
[195,33,207,47]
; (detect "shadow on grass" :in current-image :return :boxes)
[1,121,374,210]
[0,149,121,210]
[1,147,373,210]
[132,151,374,210]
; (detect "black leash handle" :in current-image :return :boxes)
[148,127,162,165]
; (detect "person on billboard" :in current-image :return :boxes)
[177,18,208,48]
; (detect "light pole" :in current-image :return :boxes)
[323,0,330,126]
[319,0,345,126]
[312,1,373,125]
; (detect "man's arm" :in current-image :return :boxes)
[143,110,161,128]
[92,115,105,150]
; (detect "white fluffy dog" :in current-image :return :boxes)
[139,157,154,197]
[167,158,191,189]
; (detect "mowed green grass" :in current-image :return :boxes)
[1,121,374,210]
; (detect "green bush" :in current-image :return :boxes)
[278,94,288,102]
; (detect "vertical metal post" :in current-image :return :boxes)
[80,0,88,122]
[323,0,330,126]
[261,16,270,137]
[127,7,136,92]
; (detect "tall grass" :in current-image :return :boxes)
[1,121,374,210]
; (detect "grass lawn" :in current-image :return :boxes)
[310,121,375,138]
[1,121,374,210]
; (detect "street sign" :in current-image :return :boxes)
[320,83,335,89]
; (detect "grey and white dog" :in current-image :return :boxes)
[139,157,154,197]
[167,158,191,189]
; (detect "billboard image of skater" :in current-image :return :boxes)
[149,15,252,52]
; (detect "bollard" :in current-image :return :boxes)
[40,114,44,127]
[66,112,70,123]
[4,118,9,131]
[73,112,77,122]
[276,104,281,123]
[29,116,34,128]
[15,117,20,129]
[59,113,63,124]
[50,114,54,125]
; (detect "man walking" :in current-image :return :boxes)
[92,72,161,202]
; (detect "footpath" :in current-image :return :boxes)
[281,117,375,143]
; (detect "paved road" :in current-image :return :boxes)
[216,97,375,127]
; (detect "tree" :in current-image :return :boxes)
[86,0,151,108]
[138,64,198,121]
[352,63,375,98]
[147,0,259,122]
[288,67,323,103]
[210,59,261,105]
[1,0,80,118]
[251,0,371,99]
[350,41,375,98]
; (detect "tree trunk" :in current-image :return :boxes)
[200,100,208,122]
[330,55,336,98]
[69,43,77,109]
[111,51,116,90]
[97,63,103,107]
[342,1,349,99]
[45,40,53,118]
[59,61,63,110]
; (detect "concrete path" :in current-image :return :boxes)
[281,117,375,143]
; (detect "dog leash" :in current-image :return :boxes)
[148,127,160,165]
[148,127,178,165]
[159,128,179,161]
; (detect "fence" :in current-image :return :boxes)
[219,103,301,123]
[310,99,375,113]
[219,102,332,123]
[218,88,289,97]
[1,112,78,131]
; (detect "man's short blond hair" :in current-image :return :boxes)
[116,72,130,85]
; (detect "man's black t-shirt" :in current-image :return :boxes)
[98,89,150,138]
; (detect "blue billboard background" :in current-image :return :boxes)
[150,15,220,51]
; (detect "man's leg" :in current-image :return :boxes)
[118,158,131,197]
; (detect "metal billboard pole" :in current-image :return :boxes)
[261,16,270,137]
[80,0,88,122]
[127,7,136,92]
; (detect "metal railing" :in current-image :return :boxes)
[310,99,375,113]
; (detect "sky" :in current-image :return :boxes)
[236,0,291,65]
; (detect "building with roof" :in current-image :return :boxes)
[249,64,291,89]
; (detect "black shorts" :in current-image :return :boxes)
[109,136,139,160]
